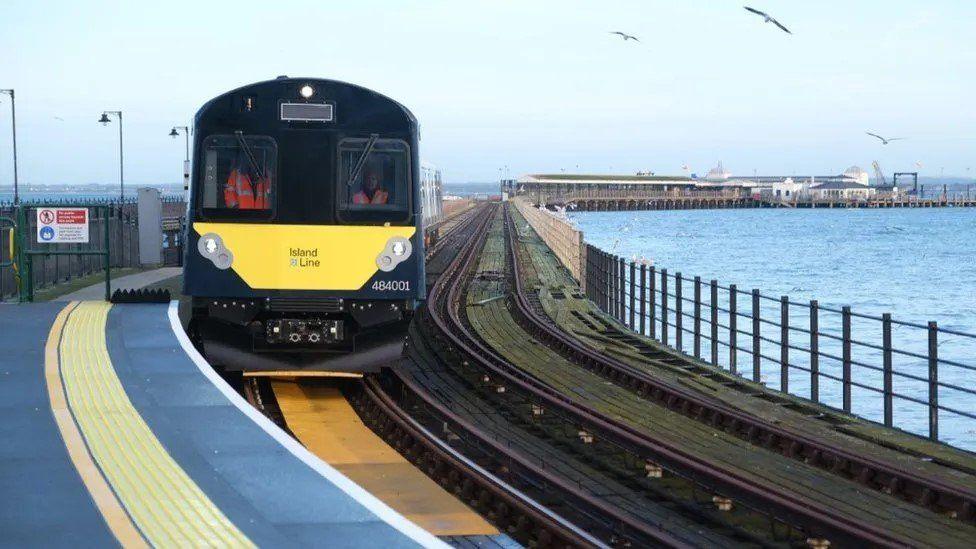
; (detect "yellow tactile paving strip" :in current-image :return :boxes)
[54,301,253,548]
[271,379,498,536]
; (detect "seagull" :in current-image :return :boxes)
[609,31,639,42]
[53,116,65,121]
[744,6,791,34]
[866,132,905,145]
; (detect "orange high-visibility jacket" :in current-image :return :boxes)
[224,169,271,209]
[352,189,389,205]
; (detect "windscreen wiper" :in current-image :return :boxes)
[234,130,266,179]
[346,133,379,187]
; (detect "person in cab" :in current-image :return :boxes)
[353,159,390,205]
[224,150,271,209]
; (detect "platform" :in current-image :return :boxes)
[0,300,443,548]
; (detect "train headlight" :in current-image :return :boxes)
[204,237,218,254]
[392,241,406,256]
[300,85,314,99]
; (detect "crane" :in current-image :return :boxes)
[872,160,887,187]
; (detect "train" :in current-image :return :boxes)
[184,77,440,373]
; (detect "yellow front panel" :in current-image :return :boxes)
[194,222,416,290]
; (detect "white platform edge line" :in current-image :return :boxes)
[167,301,447,548]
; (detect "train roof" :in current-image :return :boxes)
[194,76,417,126]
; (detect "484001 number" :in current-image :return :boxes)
[371,280,410,291]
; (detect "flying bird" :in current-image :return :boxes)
[609,31,639,42]
[53,116,65,121]
[866,132,905,145]
[744,6,791,34]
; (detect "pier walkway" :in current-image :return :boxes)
[0,300,441,548]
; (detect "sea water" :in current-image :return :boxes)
[571,207,976,449]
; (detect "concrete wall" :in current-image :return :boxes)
[512,198,585,289]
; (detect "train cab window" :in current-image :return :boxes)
[200,135,277,218]
[337,138,409,219]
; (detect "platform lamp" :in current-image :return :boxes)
[0,89,18,205]
[98,110,124,202]
[99,110,125,268]
[169,126,190,193]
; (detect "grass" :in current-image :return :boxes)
[33,267,143,302]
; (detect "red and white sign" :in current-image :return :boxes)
[36,207,89,243]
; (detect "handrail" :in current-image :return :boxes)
[584,244,976,446]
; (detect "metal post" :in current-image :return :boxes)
[729,284,737,374]
[607,254,615,316]
[842,306,852,413]
[752,289,761,382]
[649,266,656,339]
[103,207,111,301]
[639,263,646,335]
[661,268,668,345]
[810,300,819,402]
[617,257,627,324]
[710,280,718,366]
[882,313,892,427]
[118,113,125,202]
[675,273,683,351]
[694,276,702,359]
[629,261,636,330]
[928,321,939,441]
[780,296,789,393]
[1,90,19,205]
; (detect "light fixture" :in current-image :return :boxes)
[169,128,179,137]
[300,84,314,99]
[98,113,111,125]
[392,241,406,256]
[204,238,218,254]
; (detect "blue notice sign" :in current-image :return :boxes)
[39,226,56,241]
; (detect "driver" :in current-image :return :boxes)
[353,159,389,205]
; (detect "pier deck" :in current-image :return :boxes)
[458,205,976,546]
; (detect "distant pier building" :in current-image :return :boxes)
[504,165,975,210]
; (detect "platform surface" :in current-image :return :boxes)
[0,301,442,548]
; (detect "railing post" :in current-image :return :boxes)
[618,257,626,322]
[675,273,683,351]
[710,280,718,366]
[610,255,618,318]
[629,261,636,330]
[780,296,789,393]
[693,276,702,359]
[649,267,656,339]
[810,300,819,403]
[842,306,852,413]
[882,313,892,427]
[752,289,761,382]
[639,263,647,335]
[928,321,939,441]
[729,284,737,374]
[661,268,668,345]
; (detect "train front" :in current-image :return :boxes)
[183,77,425,373]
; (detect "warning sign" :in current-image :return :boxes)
[36,208,89,243]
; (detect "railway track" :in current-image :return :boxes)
[503,206,976,525]
[396,206,805,546]
[411,204,976,547]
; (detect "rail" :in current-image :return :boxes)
[584,245,976,446]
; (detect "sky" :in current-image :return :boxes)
[0,0,974,185]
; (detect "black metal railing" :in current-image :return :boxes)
[585,244,976,447]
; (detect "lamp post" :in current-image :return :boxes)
[169,126,190,192]
[98,111,124,201]
[99,111,124,268]
[0,89,18,204]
